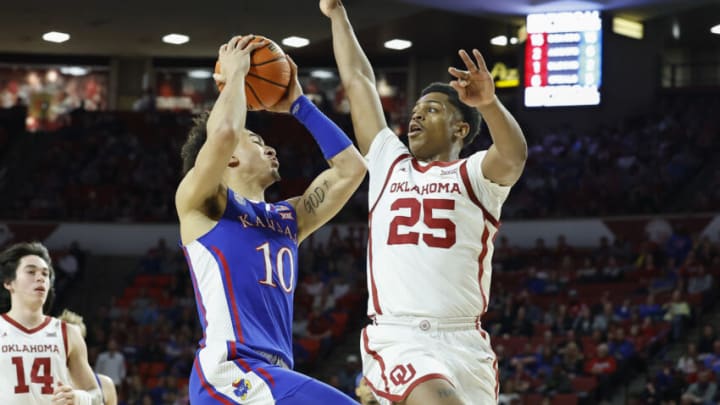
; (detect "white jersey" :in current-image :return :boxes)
[0,314,71,404]
[366,128,511,318]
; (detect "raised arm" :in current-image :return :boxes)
[54,323,103,405]
[175,36,265,218]
[320,0,387,154]
[449,49,527,186]
[267,55,366,243]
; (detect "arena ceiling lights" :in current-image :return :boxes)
[282,36,310,48]
[384,39,412,50]
[711,24,720,35]
[42,31,70,43]
[162,34,190,45]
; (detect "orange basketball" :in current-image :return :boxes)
[214,35,291,110]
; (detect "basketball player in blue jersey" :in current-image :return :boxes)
[176,35,366,404]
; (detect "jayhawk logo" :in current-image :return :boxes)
[232,378,251,400]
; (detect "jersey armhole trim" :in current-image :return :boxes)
[61,320,68,361]
[369,154,411,215]
[459,161,500,228]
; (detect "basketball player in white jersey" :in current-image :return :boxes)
[58,309,117,405]
[321,1,528,404]
[0,242,103,404]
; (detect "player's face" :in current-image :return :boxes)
[232,131,281,184]
[4,255,51,308]
[408,92,462,160]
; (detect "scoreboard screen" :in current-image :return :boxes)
[524,11,602,107]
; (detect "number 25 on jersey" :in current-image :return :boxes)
[388,198,456,248]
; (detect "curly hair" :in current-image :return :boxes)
[420,82,482,147]
[0,241,55,314]
[58,308,86,337]
[180,111,211,175]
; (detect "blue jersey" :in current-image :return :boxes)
[183,189,358,404]
[183,188,298,369]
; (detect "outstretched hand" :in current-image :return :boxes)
[319,0,343,17]
[266,55,303,113]
[448,49,496,108]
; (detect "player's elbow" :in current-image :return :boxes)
[211,123,242,149]
[343,75,376,97]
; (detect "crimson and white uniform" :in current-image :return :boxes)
[361,128,511,404]
[0,314,70,404]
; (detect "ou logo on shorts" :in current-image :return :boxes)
[390,363,417,385]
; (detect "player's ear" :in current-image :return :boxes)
[453,121,469,141]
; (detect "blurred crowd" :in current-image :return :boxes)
[33,219,716,404]
[0,92,718,222]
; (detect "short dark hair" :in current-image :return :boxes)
[420,82,481,147]
[0,241,55,314]
[181,111,210,175]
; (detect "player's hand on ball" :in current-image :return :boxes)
[266,55,303,113]
[52,380,74,405]
[448,49,496,108]
[218,35,267,82]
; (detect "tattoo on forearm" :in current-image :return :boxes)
[438,388,457,398]
[304,186,326,214]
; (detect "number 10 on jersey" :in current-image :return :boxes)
[256,242,295,293]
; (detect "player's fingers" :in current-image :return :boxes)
[212,73,226,83]
[448,66,468,79]
[228,35,245,49]
[236,34,257,50]
[244,37,267,52]
[219,43,228,55]
[449,80,465,94]
[472,49,489,72]
[285,54,298,73]
[458,49,477,72]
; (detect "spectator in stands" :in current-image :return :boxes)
[677,343,699,383]
[681,369,717,405]
[559,341,584,377]
[538,363,573,396]
[663,289,692,340]
[608,328,636,365]
[702,340,720,376]
[666,226,694,265]
[648,360,684,403]
[572,305,593,336]
[585,343,617,396]
[94,338,126,387]
[638,294,664,320]
[697,325,717,361]
[687,266,713,297]
[338,354,361,396]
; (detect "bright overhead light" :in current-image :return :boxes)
[490,35,508,46]
[282,36,310,48]
[60,66,88,76]
[510,37,518,45]
[613,17,643,39]
[42,31,70,43]
[162,34,189,45]
[384,39,412,50]
[712,24,720,35]
[188,69,213,79]
[310,69,335,79]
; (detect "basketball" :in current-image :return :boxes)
[214,35,291,110]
